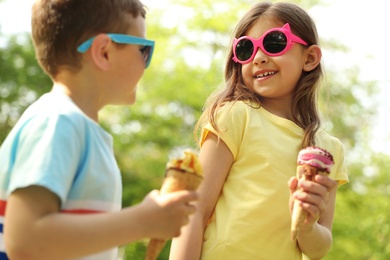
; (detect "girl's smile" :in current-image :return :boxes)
[253,69,278,80]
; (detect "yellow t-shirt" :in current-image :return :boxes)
[200,101,348,260]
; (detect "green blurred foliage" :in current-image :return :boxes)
[0,0,389,259]
[327,153,390,259]
[0,35,51,141]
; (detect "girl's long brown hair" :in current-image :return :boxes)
[195,2,323,148]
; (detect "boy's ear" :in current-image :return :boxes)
[303,45,322,72]
[89,34,112,71]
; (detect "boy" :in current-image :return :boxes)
[0,0,197,259]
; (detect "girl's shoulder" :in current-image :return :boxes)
[316,129,343,146]
[218,100,260,114]
[316,129,345,157]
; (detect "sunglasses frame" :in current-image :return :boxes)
[77,34,155,68]
[232,23,307,64]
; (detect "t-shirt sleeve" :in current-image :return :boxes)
[317,132,349,186]
[332,142,349,186]
[200,102,248,159]
[8,114,83,205]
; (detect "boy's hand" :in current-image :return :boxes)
[141,190,198,239]
[288,175,337,230]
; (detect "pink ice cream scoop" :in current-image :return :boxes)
[297,146,334,173]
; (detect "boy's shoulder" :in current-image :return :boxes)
[9,92,102,143]
[26,92,92,123]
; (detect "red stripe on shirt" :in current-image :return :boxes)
[0,200,6,216]
[61,209,103,214]
[0,200,104,216]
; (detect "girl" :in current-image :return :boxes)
[170,2,348,260]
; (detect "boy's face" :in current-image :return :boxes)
[109,15,148,105]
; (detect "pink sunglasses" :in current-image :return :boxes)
[232,23,308,64]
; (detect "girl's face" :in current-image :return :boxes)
[241,17,307,111]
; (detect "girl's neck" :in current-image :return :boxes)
[260,98,293,120]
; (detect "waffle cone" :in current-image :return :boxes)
[145,238,167,260]
[291,165,329,240]
[160,168,203,194]
[145,168,203,260]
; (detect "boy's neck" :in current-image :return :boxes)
[52,71,104,122]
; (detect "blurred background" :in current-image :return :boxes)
[0,0,389,259]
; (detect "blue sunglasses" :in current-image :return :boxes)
[77,34,155,68]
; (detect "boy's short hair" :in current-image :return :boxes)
[31,0,146,78]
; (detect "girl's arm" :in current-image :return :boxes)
[169,133,234,260]
[288,175,338,259]
[5,185,197,260]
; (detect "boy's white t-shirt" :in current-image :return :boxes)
[0,92,122,260]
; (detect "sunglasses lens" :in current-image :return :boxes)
[141,46,151,66]
[263,31,287,54]
[235,39,254,62]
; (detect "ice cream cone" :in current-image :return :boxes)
[145,238,166,260]
[291,147,334,240]
[145,151,203,260]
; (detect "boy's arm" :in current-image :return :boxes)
[169,133,233,260]
[289,175,338,259]
[5,185,197,260]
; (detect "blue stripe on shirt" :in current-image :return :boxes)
[0,252,8,260]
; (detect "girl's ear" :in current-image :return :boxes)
[89,34,112,71]
[303,45,322,72]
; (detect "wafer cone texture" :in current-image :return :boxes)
[145,168,203,260]
[145,238,167,260]
[161,169,203,193]
[291,165,329,240]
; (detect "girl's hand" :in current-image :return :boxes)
[288,175,337,231]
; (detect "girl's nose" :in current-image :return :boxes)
[252,47,269,64]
